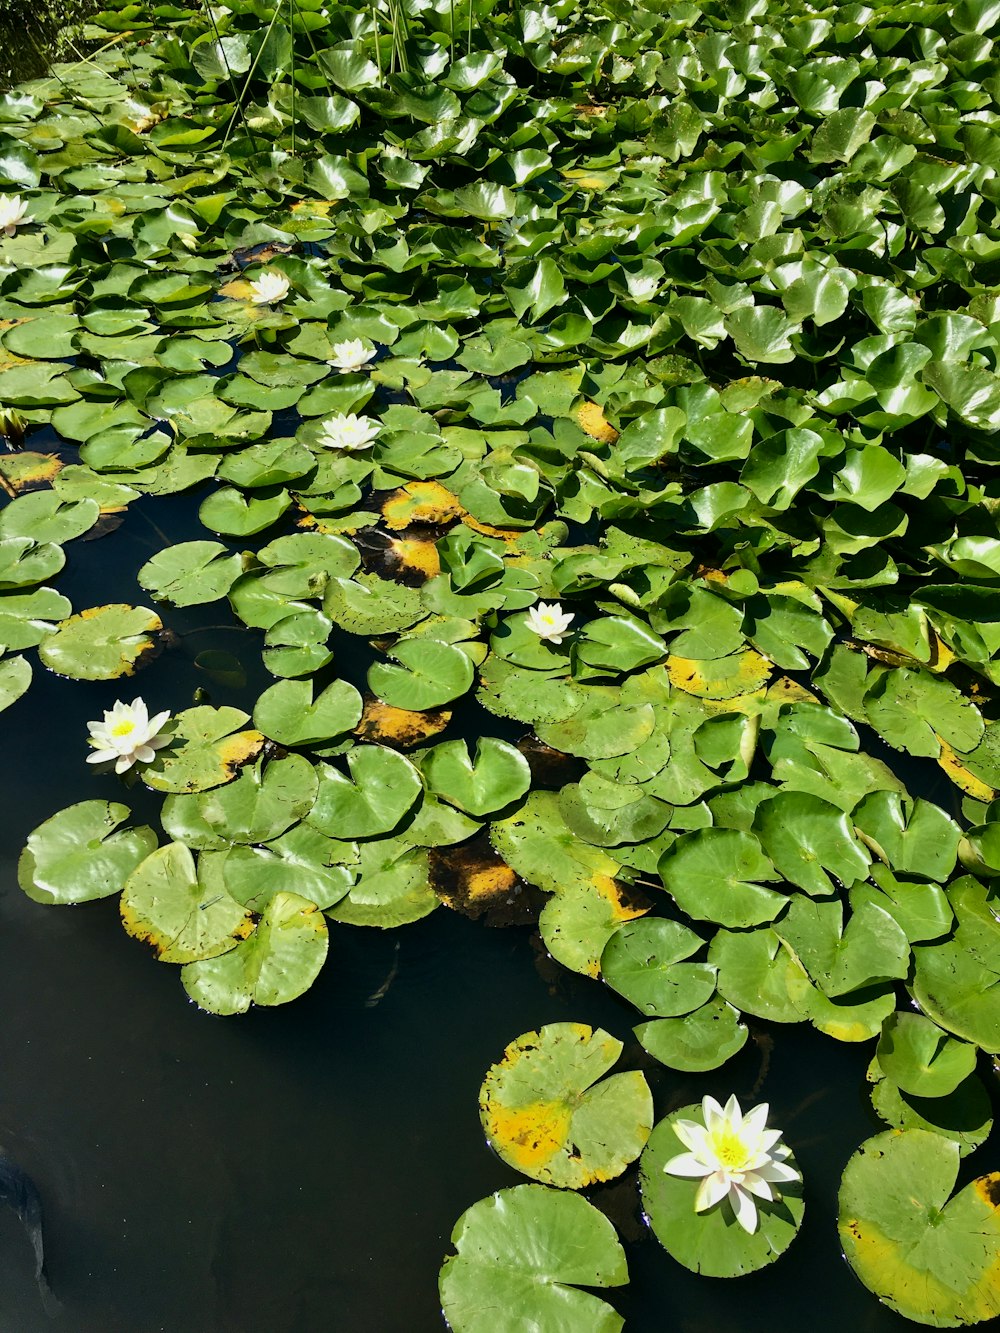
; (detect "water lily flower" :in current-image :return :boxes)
[330,338,377,373]
[526,602,574,644]
[86,698,172,774]
[315,413,380,451]
[664,1095,799,1235]
[247,270,290,305]
[0,194,30,236]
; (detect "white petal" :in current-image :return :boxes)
[741,1102,770,1140]
[757,1160,800,1185]
[741,1173,775,1201]
[701,1096,727,1134]
[114,754,136,774]
[663,1152,713,1179]
[730,1184,759,1234]
[132,745,155,763]
[722,1094,744,1131]
[695,1171,731,1213]
[672,1118,712,1155]
[86,750,113,764]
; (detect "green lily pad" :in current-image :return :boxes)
[838,1130,1000,1326]
[601,918,716,1017]
[137,540,243,607]
[38,603,162,680]
[635,996,748,1072]
[853,791,961,883]
[18,799,157,905]
[323,573,426,635]
[160,754,316,848]
[181,891,329,1015]
[640,1106,804,1276]
[309,745,422,838]
[253,678,363,748]
[369,637,475,711]
[142,705,263,794]
[220,827,355,913]
[120,842,253,964]
[0,537,65,590]
[0,492,98,543]
[0,652,31,712]
[421,737,530,816]
[325,837,438,927]
[479,1023,652,1189]
[753,791,871,896]
[0,587,71,651]
[439,1184,628,1333]
[868,1061,993,1157]
[876,1012,977,1099]
[911,877,1000,1051]
[658,829,785,927]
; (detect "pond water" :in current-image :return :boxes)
[1,440,994,1332]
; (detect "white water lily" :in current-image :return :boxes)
[330,338,376,373]
[247,270,290,305]
[315,412,380,451]
[526,601,575,644]
[86,698,172,774]
[0,194,30,236]
[664,1094,799,1235]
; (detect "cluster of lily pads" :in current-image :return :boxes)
[2,0,1000,1323]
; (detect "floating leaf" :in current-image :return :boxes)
[421,738,530,816]
[640,1107,804,1276]
[181,892,329,1015]
[309,745,422,838]
[439,1184,627,1333]
[876,1012,978,1099]
[601,918,715,1017]
[143,705,263,795]
[635,997,748,1072]
[120,843,253,964]
[253,678,363,748]
[19,800,157,905]
[838,1130,1000,1327]
[38,604,162,680]
[137,540,243,607]
[479,1023,652,1189]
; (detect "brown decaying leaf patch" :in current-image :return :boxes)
[355,696,451,748]
[0,451,62,496]
[516,736,587,790]
[576,400,618,443]
[354,527,440,585]
[429,837,545,926]
[381,480,465,530]
[461,515,523,542]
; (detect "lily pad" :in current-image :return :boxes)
[120,842,253,964]
[640,1107,804,1276]
[137,540,243,607]
[38,603,162,680]
[601,918,716,1017]
[19,800,157,905]
[479,1023,652,1189]
[309,745,422,838]
[439,1184,627,1333]
[635,997,748,1072]
[143,705,263,795]
[838,1130,1000,1327]
[421,737,531,816]
[876,1012,977,1099]
[253,678,363,748]
[181,892,329,1015]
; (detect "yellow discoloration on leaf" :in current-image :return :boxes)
[290,200,338,216]
[928,630,957,673]
[355,698,451,748]
[482,1099,571,1172]
[217,278,254,300]
[216,730,265,778]
[767,676,819,705]
[382,480,464,530]
[79,603,163,631]
[667,650,772,699]
[576,400,618,443]
[120,899,255,960]
[937,737,995,802]
[975,1174,1000,1211]
[388,536,440,580]
[593,874,649,925]
[0,451,62,496]
[461,514,523,541]
[0,349,36,372]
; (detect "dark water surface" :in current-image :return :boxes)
[2,476,997,1333]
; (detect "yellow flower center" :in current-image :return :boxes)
[111,720,136,738]
[710,1129,752,1172]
